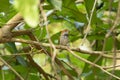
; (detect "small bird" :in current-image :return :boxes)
[59,29,70,62]
[59,29,69,46]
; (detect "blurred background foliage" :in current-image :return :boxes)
[0,0,120,80]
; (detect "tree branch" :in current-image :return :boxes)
[0,13,23,39]
[2,13,23,31]
[0,38,120,59]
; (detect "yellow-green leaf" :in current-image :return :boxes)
[14,0,39,27]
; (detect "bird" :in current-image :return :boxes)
[59,29,69,46]
[59,29,71,62]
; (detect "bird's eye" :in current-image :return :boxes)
[64,34,68,36]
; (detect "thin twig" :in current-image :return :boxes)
[39,1,57,62]
[82,0,98,44]
[109,33,117,80]
[92,38,107,65]
[39,2,58,78]
[0,53,31,56]
[105,0,120,38]
[0,56,24,80]
[66,48,120,80]
[103,64,120,69]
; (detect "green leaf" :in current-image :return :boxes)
[81,55,103,80]
[5,42,27,66]
[47,0,62,11]
[14,0,39,27]
[62,0,87,22]
[34,27,47,41]
[14,66,28,76]
[51,31,60,44]
[98,70,120,80]
[84,0,95,17]
[0,0,11,12]
[105,37,113,51]
[5,42,17,53]
[0,70,15,80]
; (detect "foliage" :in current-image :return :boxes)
[0,0,120,80]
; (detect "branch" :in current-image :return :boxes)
[103,64,120,69]
[26,55,50,80]
[0,13,23,39]
[2,13,23,31]
[0,38,120,59]
[11,29,33,37]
